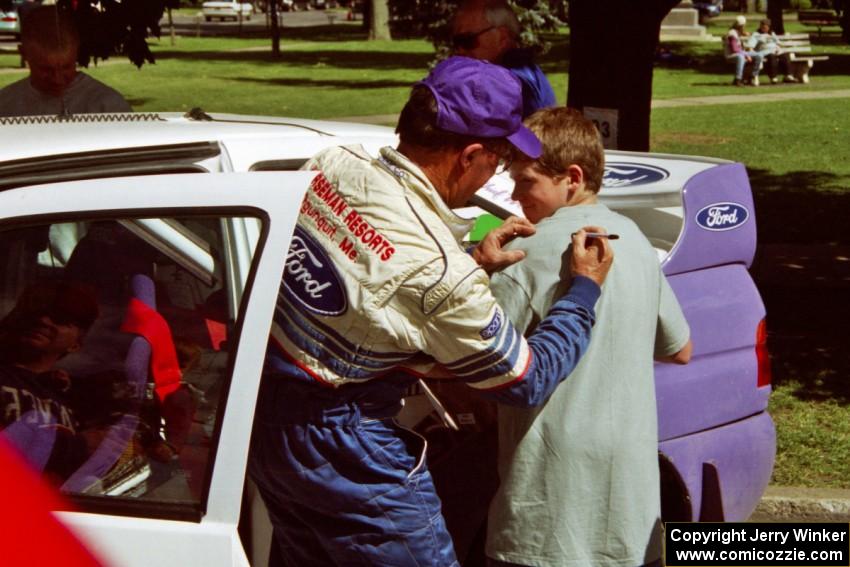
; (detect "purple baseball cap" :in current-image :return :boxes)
[417,56,542,159]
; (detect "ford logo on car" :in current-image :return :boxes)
[282,226,347,316]
[603,163,670,188]
[695,202,750,232]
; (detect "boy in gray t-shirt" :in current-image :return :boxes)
[486,107,692,567]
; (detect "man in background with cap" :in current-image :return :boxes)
[248,56,613,566]
[451,0,556,117]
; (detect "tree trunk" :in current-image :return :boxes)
[767,0,785,35]
[567,0,679,151]
[368,0,391,40]
[270,0,281,58]
[167,7,176,46]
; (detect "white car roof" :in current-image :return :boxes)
[0,112,396,162]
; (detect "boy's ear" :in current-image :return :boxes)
[566,164,585,188]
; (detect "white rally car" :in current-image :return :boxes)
[0,112,772,566]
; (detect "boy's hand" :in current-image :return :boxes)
[570,226,613,286]
[472,216,536,274]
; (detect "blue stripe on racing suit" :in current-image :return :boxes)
[274,296,414,381]
[473,275,600,407]
[448,322,525,385]
[278,287,413,361]
[445,321,522,382]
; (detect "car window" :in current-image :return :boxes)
[249,158,308,171]
[0,142,222,192]
[0,212,261,520]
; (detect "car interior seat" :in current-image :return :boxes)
[61,274,159,496]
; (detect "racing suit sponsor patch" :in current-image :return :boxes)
[480,309,503,340]
[283,225,348,316]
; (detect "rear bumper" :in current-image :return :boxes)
[659,411,775,521]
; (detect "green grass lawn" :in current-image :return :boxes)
[770,380,850,487]
[1,26,435,117]
[2,16,848,489]
[651,99,850,190]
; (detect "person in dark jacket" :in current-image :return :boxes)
[451,0,557,117]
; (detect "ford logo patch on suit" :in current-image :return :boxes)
[695,202,750,232]
[283,226,347,316]
[603,163,669,188]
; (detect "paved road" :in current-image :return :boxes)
[160,8,351,36]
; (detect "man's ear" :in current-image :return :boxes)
[497,25,514,49]
[459,143,485,171]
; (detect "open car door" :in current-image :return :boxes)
[0,172,313,567]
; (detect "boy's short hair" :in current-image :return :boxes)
[523,107,605,194]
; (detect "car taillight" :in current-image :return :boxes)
[756,318,772,388]
[1,16,18,22]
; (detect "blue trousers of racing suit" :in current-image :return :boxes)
[249,372,459,567]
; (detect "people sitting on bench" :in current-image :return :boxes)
[748,18,797,83]
[725,15,764,86]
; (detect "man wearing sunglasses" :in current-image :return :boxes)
[452,0,557,118]
[250,56,613,567]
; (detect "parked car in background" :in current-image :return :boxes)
[694,0,723,21]
[255,0,295,12]
[201,0,254,21]
[0,0,24,38]
[0,112,774,566]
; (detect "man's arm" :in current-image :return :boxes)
[475,276,599,406]
[464,228,613,407]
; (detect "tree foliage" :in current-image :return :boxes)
[0,0,175,68]
[69,0,178,68]
[386,0,565,58]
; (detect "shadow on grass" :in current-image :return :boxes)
[153,47,435,70]
[167,23,369,42]
[226,75,413,88]
[749,167,850,244]
[808,52,850,77]
[125,97,153,107]
[747,167,850,405]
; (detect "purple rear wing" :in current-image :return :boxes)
[664,163,757,275]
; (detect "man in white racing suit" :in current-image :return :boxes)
[248,56,613,567]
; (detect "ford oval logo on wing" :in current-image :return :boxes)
[695,202,750,232]
[603,162,670,188]
[282,226,348,316]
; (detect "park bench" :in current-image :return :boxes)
[730,32,827,85]
[776,33,829,83]
[797,9,840,35]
